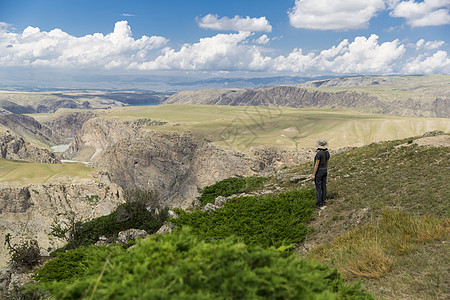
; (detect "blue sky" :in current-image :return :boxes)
[0,0,449,78]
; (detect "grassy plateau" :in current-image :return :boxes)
[0,159,96,186]
[102,104,450,151]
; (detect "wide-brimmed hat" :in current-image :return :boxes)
[316,138,328,149]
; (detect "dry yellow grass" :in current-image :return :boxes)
[309,209,449,279]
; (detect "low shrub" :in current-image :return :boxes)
[34,245,124,283]
[4,233,41,271]
[173,188,316,249]
[34,228,373,299]
[198,176,267,206]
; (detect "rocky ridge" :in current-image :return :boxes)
[42,111,98,138]
[0,132,60,164]
[0,114,66,147]
[165,85,450,118]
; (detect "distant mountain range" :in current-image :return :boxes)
[0,67,332,92]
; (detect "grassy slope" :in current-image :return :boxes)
[102,104,450,150]
[277,135,449,299]
[0,159,96,185]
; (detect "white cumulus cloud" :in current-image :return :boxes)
[403,50,450,73]
[389,0,450,27]
[136,31,271,71]
[0,21,168,69]
[2,21,447,75]
[288,0,386,30]
[135,33,406,75]
[416,39,445,50]
[273,34,405,74]
[197,14,272,32]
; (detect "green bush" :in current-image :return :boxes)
[173,188,316,249]
[34,245,125,283]
[34,228,372,299]
[198,176,267,206]
[54,189,169,251]
[4,233,41,271]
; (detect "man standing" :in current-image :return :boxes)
[312,138,330,207]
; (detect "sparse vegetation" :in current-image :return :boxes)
[279,135,450,299]
[309,209,449,299]
[4,233,41,271]
[84,194,99,203]
[310,209,449,278]
[327,139,450,217]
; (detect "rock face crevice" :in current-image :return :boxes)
[0,188,31,214]
[433,98,450,118]
[65,117,314,207]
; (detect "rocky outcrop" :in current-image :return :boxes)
[0,132,60,163]
[42,111,98,138]
[65,117,134,162]
[166,86,387,114]
[116,229,148,245]
[0,99,92,114]
[0,107,10,115]
[0,176,124,268]
[0,114,66,146]
[65,118,312,207]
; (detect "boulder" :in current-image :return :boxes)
[116,229,148,244]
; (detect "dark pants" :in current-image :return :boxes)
[315,168,327,206]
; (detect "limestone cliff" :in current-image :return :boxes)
[65,117,313,207]
[65,117,134,162]
[42,111,98,138]
[0,176,124,268]
[0,132,60,164]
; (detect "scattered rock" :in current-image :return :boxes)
[155,223,174,235]
[289,174,311,183]
[202,203,220,213]
[347,208,369,226]
[422,130,444,137]
[94,235,112,246]
[116,229,148,245]
[297,242,313,255]
[214,196,228,207]
[8,273,32,293]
